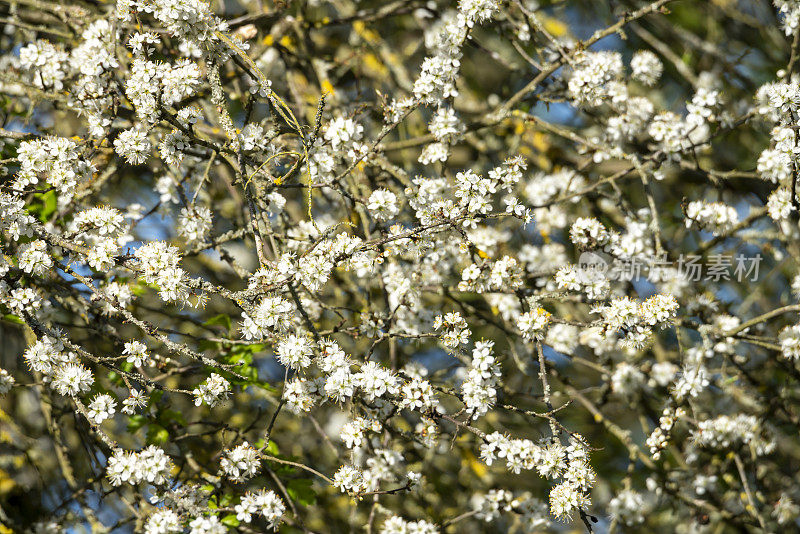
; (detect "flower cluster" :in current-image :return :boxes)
[220,442,260,482]
[234,489,285,527]
[684,200,739,235]
[107,446,173,486]
[192,373,231,407]
[692,414,775,455]
[517,307,552,341]
[591,294,679,348]
[480,433,595,521]
[134,241,191,304]
[461,341,500,419]
[4,1,800,532]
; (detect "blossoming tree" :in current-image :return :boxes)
[2,0,800,532]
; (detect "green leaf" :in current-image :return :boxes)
[131,283,148,296]
[287,478,316,506]
[108,370,124,386]
[204,314,232,332]
[197,338,221,352]
[146,425,169,445]
[159,409,186,426]
[221,514,240,527]
[149,390,164,406]
[28,190,57,222]
[231,343,265,356]
[127,415,148,433]
[1,314,22,325]
[264,439,279,455]
[253,381,277,393]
